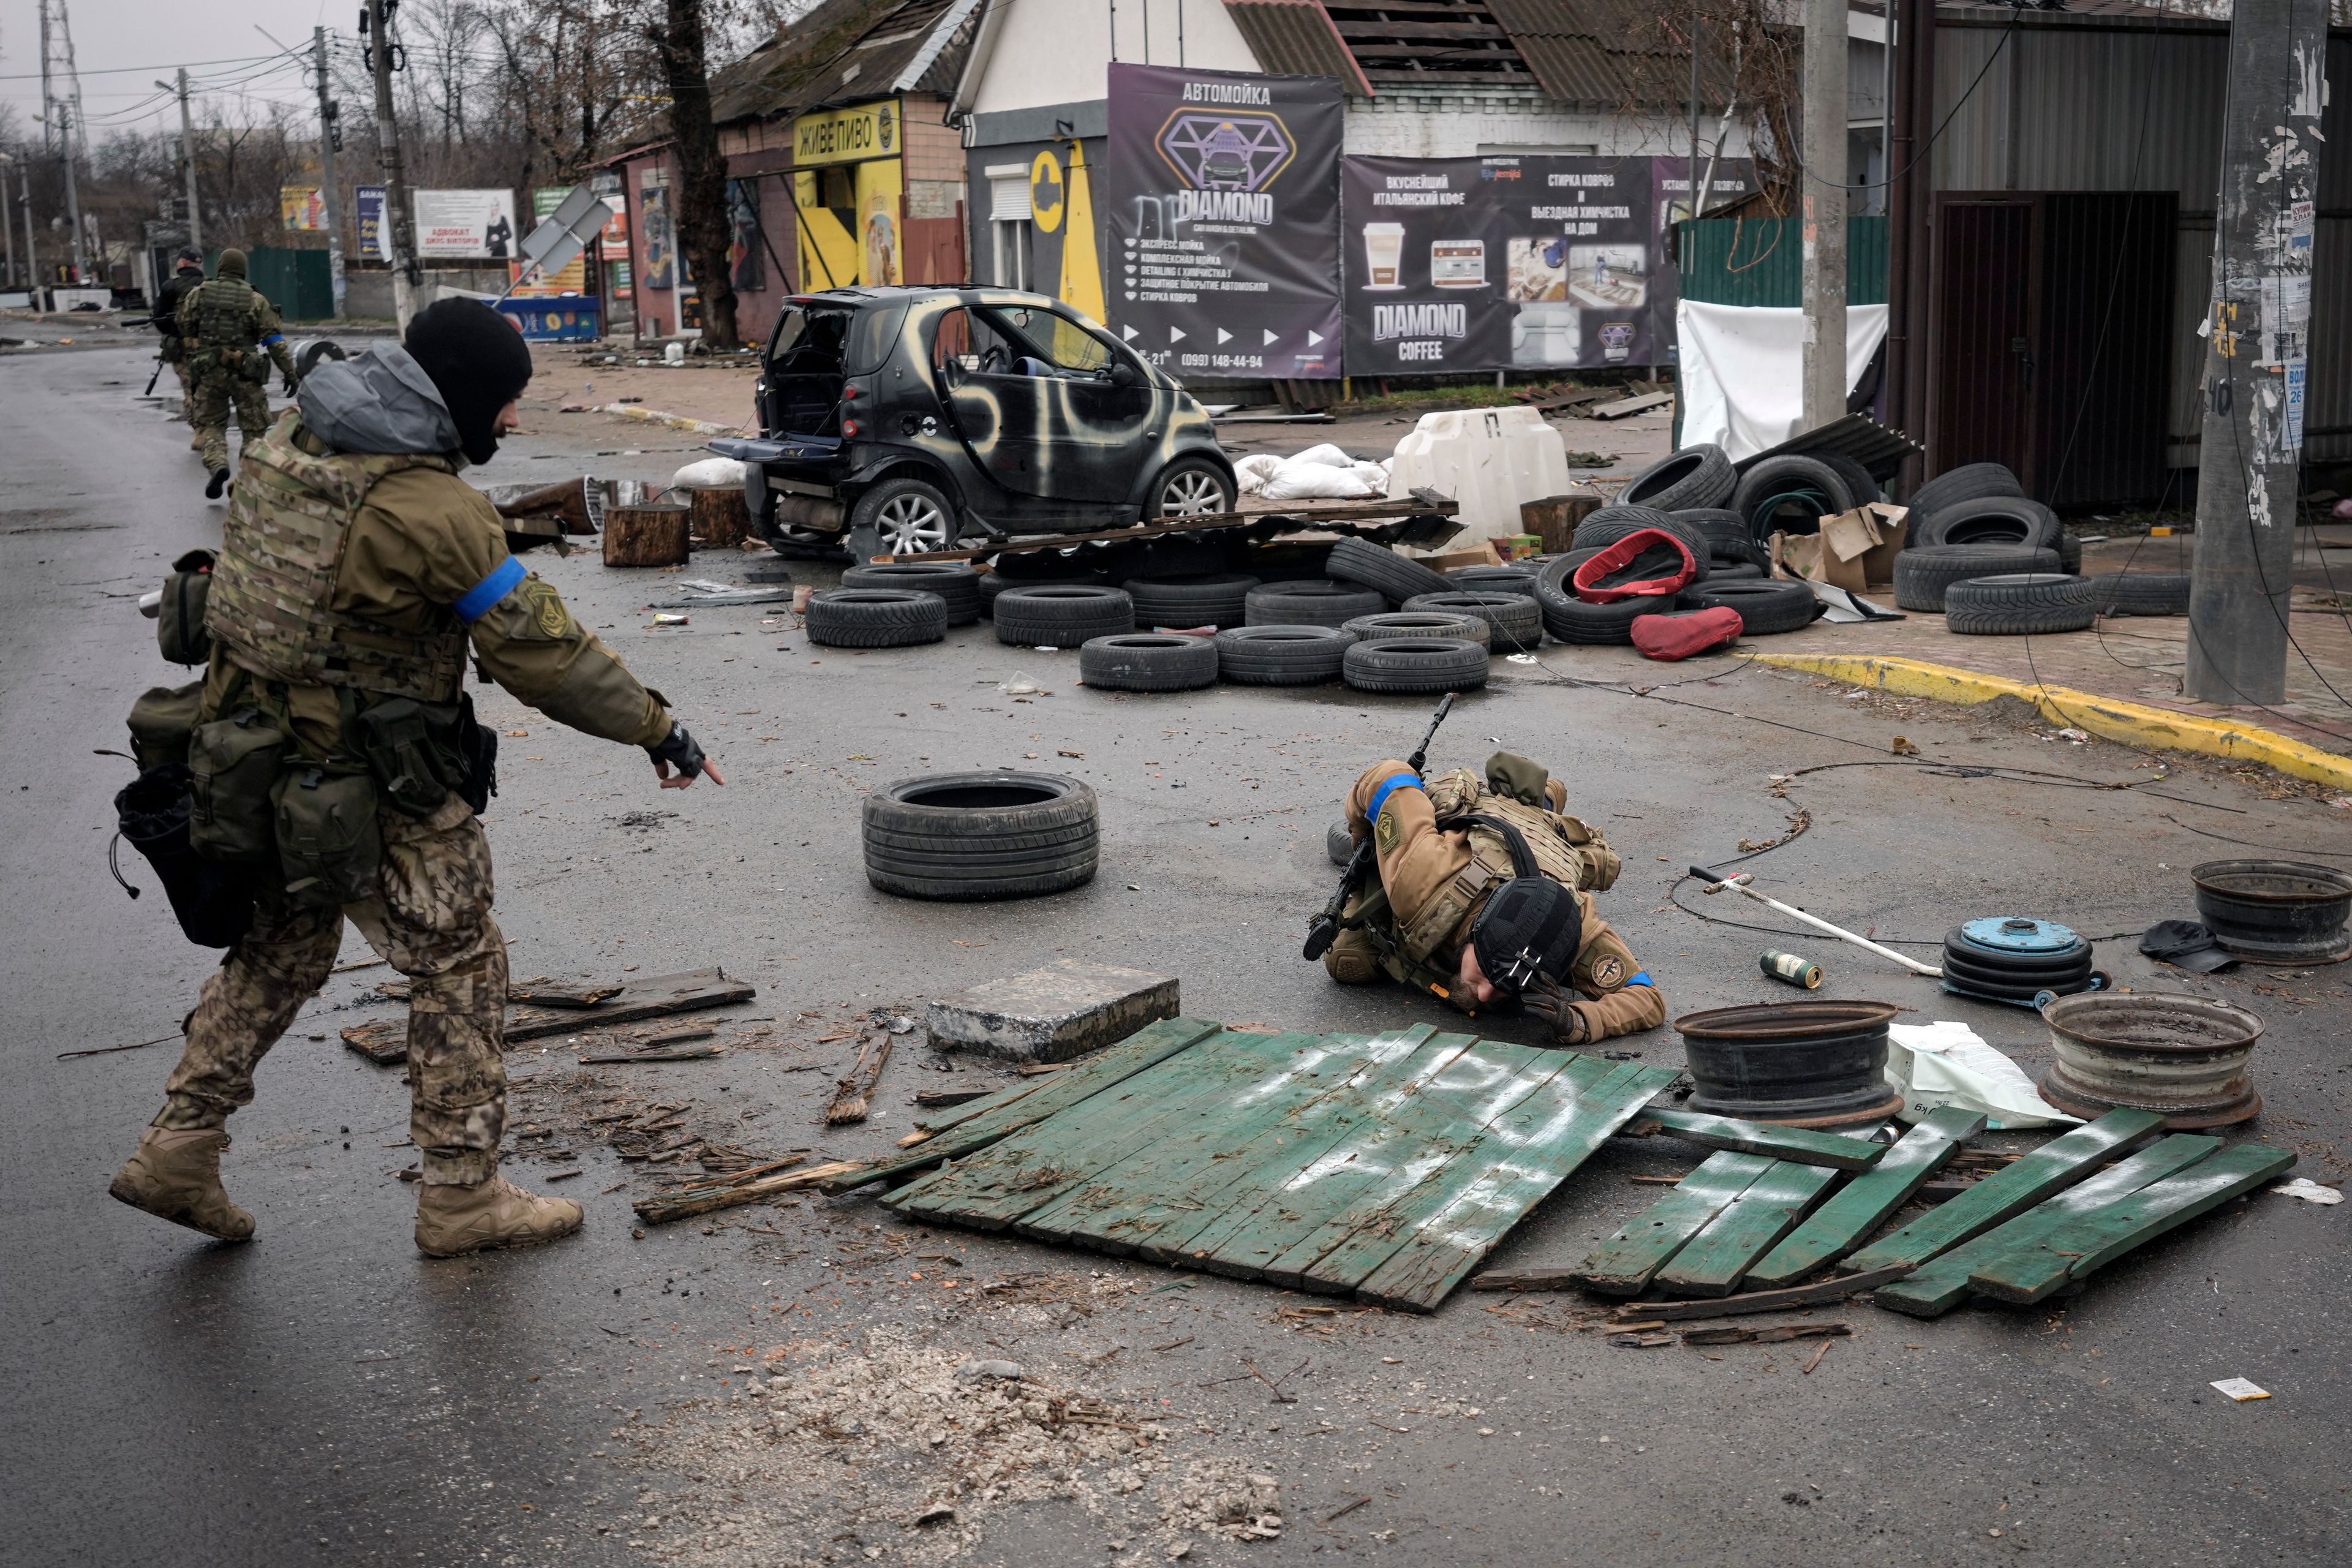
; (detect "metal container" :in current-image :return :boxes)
[1673,1000,1904,1128]
[2038,992,2264,1128]
[2191,859,2352,965]
[1759,950,1823,989]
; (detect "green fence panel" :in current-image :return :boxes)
[1674,216,1888,307]
[213,247,334,322]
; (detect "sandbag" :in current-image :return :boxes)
[1631,605,1743,661]
[1234,453,1286,495]
[1261,463,1380,501]
[670,456,748,491]
[1571,527,1700,603]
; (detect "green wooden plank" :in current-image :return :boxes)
[1845,1108,2166,1274]
[1573,1151,1777,1296]
[1010,1029,1406,1247]
[1186,1036,1560,1283]
[1869,1133,2218,1317]
[1968,1144,2296,1305]
[1134,1032,1490,1270]
[889,1030,1298,1226]
[827,1016,1226,1193]
[1651,1158,1844,1297]
[1746,1107,1989,1288]
[1352,1060,1681,1311]
[1635,1108,1889,1172]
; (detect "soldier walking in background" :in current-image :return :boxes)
[148,247,208,443]
[176,247,299,498]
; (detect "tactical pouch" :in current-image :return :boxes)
[459,702,498,815]
[272,764,380,908]
[187,709,287,864]
[350,692,493,817]
[115,763,257,948]
[127,680,206,771]
[157,549,216,666]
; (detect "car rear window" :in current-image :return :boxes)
[845,301,907,374]
[769,300,907,375]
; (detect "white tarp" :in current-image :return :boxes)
[1886,1019,2081,1131]
[1676,300,1891,460]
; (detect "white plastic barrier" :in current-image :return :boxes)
[1386,405,1570,546]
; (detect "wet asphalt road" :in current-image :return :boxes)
[2,324,2348,1567]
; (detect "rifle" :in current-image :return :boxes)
[143,351,166,397]
[1302,690,1457,962]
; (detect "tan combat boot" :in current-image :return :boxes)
[108,1127,255,1242]
[414,1176,583,1258]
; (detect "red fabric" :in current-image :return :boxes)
[1571,527,1700,603]
[1631,605,1743,661]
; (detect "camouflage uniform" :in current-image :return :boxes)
[148,404,674,1186]
[151,264,206,435]
[1326,758,1665,1044]
[178,257,298,474]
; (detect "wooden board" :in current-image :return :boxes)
[1651,1159,1842,1297]
[1871,1136,2222,1318]
[1844,1108,2166,1275]
[874,1020,1671,1310]
[1587,390,1675,420]
[1574,1152,1776,1296]
[1606,1265,1913,1321]
[1745,1107,1988,1288]
[344,968,753,1064]
[889,497,1460,564]
[1635,1108,1889,1172]
[1966,1143,2293,1305]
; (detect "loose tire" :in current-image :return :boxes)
[1346,609,1491,649]
[1676,508,1762,563]
[1909,462,2024,523]
[1325,536,1453,605]
[1446,564,1538,594]
[1403,589,1544,651]
[1343,636,1490,695]
[1123,572,1261,630]
[1817,452,1883,507]
[804,587,949,647]
[1892,545,2062,611]
[846,475,959,556]
[1145,456,1237,519]
[842,562,981,625]
[1078,633,1219,692]
[1621,443,1737,511]
[1730,454,1859,536]
[2086,571,2190,617]
[862,772,1099,900]
[1572,511,1711,584]
[1943,573,2097,635]
[1677,578,1819,635]
[1215,624,1355,685]
[1914,495,2063,551]
[1533,553,1657,644]
[994,583,1136,647]
[1245,579,1387,627]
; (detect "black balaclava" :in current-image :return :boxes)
[403,298,535,464]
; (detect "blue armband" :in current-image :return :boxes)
[1626,971,1654,987]
[453,556,527,623]
[260,332,285,346]
[1366,771,1424,826]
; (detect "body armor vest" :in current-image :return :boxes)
[203,417,469,701]
[185,277,262,378]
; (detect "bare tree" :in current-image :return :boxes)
[649,0,737,346]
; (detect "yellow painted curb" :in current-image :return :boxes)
[597,402,745,438]
[1749,652,2352,790]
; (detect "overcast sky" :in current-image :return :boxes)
[0,0,344,141]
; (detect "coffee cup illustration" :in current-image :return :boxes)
[1363,223,1406,290]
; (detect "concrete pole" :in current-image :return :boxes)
[0,157,14,288]
[2184,0,2329,706]
[56,101,87,281]
[313,28,347,320]
[1800,0,1848,431]
[175,70,202,254]
[367,0,419,326]
[20,165,36,288]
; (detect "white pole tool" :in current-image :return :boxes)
[1687,865,1943,977]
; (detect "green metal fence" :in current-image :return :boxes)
[1674,216,1889,307]
[208,247,335,322]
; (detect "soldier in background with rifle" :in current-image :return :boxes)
[148,247,207,445]
[1305,693,1664,1045]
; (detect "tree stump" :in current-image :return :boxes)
[603,502,692,567]
[1521,492,1602,554]
[688,487,754,549]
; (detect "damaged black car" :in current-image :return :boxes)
[710,286,1237,560]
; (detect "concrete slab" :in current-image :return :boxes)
[927,959,1180,1063]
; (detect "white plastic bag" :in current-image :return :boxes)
[1885,1020,2082,1130]
[670,456,747,491]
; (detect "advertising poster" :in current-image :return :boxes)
[641,179,676,292]
[1102,62,1343,381]
[279,187,326,232]
[727,178,765,293]
[413,188,519,258]
[1341,156,1656,375]
[511,186,589,296]
[356,186,386,260]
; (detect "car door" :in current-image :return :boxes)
[989,305,1156,505]
[931,305,1056,499]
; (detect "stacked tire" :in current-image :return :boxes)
[1244,579,1386,627]
[805,588,949,647]
[1079,633,1218,691]
[1532,553,1657,645]
[994,584,1134,647]
[1943,573,2097,635]
[1403,590,1542,651]
[1215,625,1354,685]
[1676,579,1819,635]
[1621,443,1738,512]
[841,562,981,625]
[1324,536,1452,606]
[1344,638,1488,695]
[1123,573,1260,630]
[1893,545,2062,611]
[863,773,1099,900]
[1346,609,1490,648]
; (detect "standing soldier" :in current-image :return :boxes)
[110,298,726,1258]
[148,247,208,443]
[177,247,299,497]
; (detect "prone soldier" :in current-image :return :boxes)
[176,247,299,497]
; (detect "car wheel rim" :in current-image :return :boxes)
[1161,470,1225,516]
[878,494,951,553]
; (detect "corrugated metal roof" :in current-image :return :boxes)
[1223,0,1374,96]
[1736,414,1924,483]
[1484,0,1732,108]
[710,0,978,126]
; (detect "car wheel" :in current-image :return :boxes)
[850,475,958,556]
[1147,458,1235,519]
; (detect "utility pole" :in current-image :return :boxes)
[56,100,88,281]
[312,28,346,318]
[0,155,15,288]
[366,0,419,326]
[171,69,202,255]
[1799,0,1848,431]
[2184,0,2328,706]
[18,163,35,289]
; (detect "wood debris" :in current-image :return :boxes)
[827,1032,894,1125]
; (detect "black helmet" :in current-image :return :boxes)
[175,246,203,268]
[1470,875,1582,993]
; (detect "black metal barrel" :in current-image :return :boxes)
[1672,1000,1904,1128]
